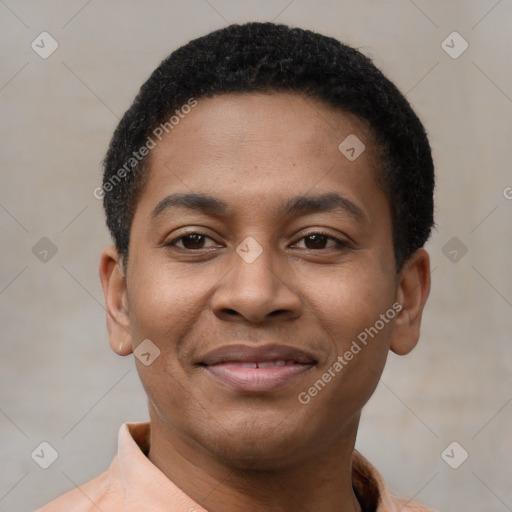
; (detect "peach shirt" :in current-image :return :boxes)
[37,422,437,512]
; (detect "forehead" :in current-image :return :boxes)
[136,91,388,226]
[152,92,377,163]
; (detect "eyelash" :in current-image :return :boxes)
[165,230,350,251]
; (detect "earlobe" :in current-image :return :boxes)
[99,245,133,356]
[390,249,431,356]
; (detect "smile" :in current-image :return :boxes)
[199,344,317,392]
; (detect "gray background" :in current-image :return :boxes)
[1,1,511,511]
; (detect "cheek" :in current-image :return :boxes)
[297,306,393,434]
[127,276,196,420]
[126,261,216,404]
[298,260,395,342]
[127,260,213,343]
[297,258,396,407]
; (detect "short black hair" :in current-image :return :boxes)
[101,21,434,271]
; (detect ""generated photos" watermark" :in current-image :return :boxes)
[298,301,403,405]
[93,97,198,200]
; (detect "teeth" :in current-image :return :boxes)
[238,360,299,368]
[257,360,286,368]
[237,360,290,368]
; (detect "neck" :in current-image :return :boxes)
[147,408,363,512]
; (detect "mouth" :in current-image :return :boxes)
[198,344,317,392]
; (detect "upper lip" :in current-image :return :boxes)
[199,344,317,365]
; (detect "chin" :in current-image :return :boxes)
[198,420,311,471]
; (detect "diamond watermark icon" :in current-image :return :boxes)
[338,134,365,161]
[32,237,58,263]
[134,339,161,366]
[236,236,263,263]
[441,441,468,469]
[31,441,59,469]
[441,31,468,59]
[31,31,59,59]
[442,236,468,263]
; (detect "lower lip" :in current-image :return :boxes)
[203,362,314,392]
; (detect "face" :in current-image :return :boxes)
[101,91,430,470]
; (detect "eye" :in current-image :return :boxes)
[165,230,350,252]
[165,232,219,250]
[292,231,349,250]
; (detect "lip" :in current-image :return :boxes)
[199,343,317,392]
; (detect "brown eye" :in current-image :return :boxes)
[303,234,329,249]
[294,232,348,250]
[179,234,207,249]
[166,232,217,250]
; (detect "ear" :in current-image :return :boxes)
[99,245,133,356]
[390,248,431,356]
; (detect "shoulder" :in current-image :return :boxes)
[35,422,148,512]
[36,469,114,512]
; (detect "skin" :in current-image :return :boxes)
[99,91,430,512]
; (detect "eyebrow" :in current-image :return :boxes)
[281,192,365,222]
[151,192,366,223]
[151,193,229,218]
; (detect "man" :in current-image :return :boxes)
[38,21,436,512]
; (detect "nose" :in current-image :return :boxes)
[211,238,302,324]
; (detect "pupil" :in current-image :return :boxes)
[306,234,326,249]
[184,234,203,248]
